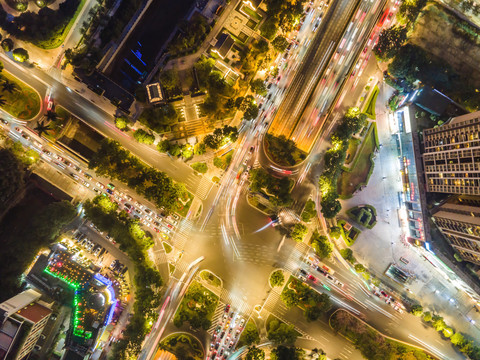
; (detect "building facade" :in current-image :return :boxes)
[0,289,52,360]
[423,111,480,195]
[432,196,480,265]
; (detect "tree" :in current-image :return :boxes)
[267,319,298,345]
[320,193,341,219]
[281,288,299,308]
[290,223,307,242]
[301,199,317,222]
[310,232,333,259]
[157,139,170,153]
[159,69,179,92]
[443,327,453,338]
[373,26,407,60]
[133,129,155,144]
[329,226,341,238]
[432,315,446,331]
[450,332,465,346]
[272,35,289,52]
[250,79,267,96]
[410,304,423,317]
[260,16,278,40]
[194,142,206,155]
[354,263,366,273]
[245,346,265,360]
[34,121,52,137]
[340,248,356,263]
[270,270,285,287]
[12,48,29,62]
[244,102,259,121]
[270,346,305,360]
[0,95,7,107]
[1,38,14,52]
[191,162,207,173]
[242,322,260,346]
[0,148,25,210]
[2,80,16,93]
[115,116,129,130]
[422,311,432,322]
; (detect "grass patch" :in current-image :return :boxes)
[345,138,360,165]
[43,106,73,141]
[169,263,176,274]
[199,270,221,287]
[0,71,41,120]
[363,85,379,120]
[175,191,193,218]
[337,124,377,197]
[237,320,258,348]
[163,242,172,254]
[158,333,204,360]
[337,220,360,246]
[173,281,219,329]
[191,162,208,174]
[241,5,263,22]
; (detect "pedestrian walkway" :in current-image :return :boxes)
[171,218,195,249]
[219,288,253,316]
[283,242,310,273]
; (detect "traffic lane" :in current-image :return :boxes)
[270,0,360,137]
[1,53,215,202]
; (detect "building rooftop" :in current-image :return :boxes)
[146,83,164,104]
[0,290,42,318]
[16,302,52,324]
[214,33,235,59]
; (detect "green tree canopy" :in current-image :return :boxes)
[290,223,307,243]
[267,319,298,345]
[245,346,265,360]
[12,48,29,62]
[250,79,267,96]
[272,35,289,52]
[270,270,285,287]
[410,304,423,317]
[310,231,333,259]
[373,26,408,61]
[133,129,155,144]
[242,321,260,346]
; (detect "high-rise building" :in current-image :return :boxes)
[0,289,52,360]
[423,111,480,195]
[432,195,480,265]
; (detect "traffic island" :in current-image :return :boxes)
[346,205,377,229]
[157,333,204,360]
[199,270,222,288]
[0,71,41,120]
[329,309,439,359]
[337,219,360,246]
[173,281,219,330]
[264,133,306,167]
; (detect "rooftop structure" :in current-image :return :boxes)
[146,83,164,104]
[423,110,480,195]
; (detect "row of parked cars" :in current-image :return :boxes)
[74,231,107,258]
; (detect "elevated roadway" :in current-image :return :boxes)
[267,0,361,152]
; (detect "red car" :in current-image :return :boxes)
[308,274,316,282]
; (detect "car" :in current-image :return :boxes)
[228,341,234,349]
[145,215,153,222]
[225,304,230,312]
[300,269,307,275]
[93,188,100,194]
[215,343,220,350]
[219,349,224,356]
[74,166,82,173]
[134,215,140,220]
[220,331,225,339]
[125,194,133,201]
[229,311,234,319]
[106,189,113,195]
[0,118,8,124]
[153,221,161,227]
[107,183,115,190]
[162,228,172,235]
[172,213,180,220]
[124,203,132,210]
[308,274,316,282]
[239,318,245,327]
[21,133,30,140]
[84,173,93,180]
[144,208,152,215]
[96,182,105,189]
[316,266,327,276]
[83,181,90,188]
[165,223,173,229]
[223,313,228,320]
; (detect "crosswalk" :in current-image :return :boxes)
[207,289,253,335]
[171,218,195,249]
[283,242,310,273]
[185,173,213,200]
